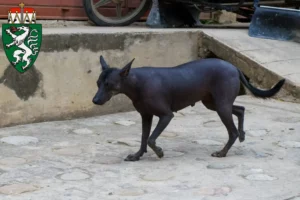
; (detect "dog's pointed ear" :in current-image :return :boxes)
[120,58,135,77]
[100,55,109,71]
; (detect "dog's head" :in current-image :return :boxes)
[92,55,135,105]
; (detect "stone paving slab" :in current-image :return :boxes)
[201,29,300,91]
[0,95,300,200]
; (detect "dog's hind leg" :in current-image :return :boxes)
[232,105,245,142]
[125,114,153,161]
[202,100,239,157]
[203,100,245,143]
[212,102,239,157]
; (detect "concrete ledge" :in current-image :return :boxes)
[0,28,199,128]
[0,27,299,128]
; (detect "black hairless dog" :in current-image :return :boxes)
[93,56,285,161]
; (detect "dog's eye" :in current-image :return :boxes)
[104,82,109,87]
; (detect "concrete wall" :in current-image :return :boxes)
[0,30,199,128]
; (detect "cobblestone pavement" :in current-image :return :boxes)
[0,95,300,200]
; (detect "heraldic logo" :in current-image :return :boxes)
[2,3,42,73]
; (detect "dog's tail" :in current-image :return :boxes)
[238,69,285,98]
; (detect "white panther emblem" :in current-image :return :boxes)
[5,26,39,69]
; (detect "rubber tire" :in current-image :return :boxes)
[83,0,152,26]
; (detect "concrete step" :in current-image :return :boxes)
[199,29,300,103]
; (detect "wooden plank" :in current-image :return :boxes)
[0,5,87,20]
[95,7,130,17]
[34,7,87,19]
[61,0,83,7]
[0,5,10,18]
[0,0,61,6]
[0,3,240,22]
[92,0,141,9]
[127,0,143,8]
[90,0,126,8]
[0,0,147,21]
[0,0,140,8]
[0,0,83,7]
[200,12,213,20]
[94,2,128,8]
[0,5,138,20]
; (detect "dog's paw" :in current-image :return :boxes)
[154,146,164,158]
[239,131,245,142]
[211,150,226,158]
[124,154,140,162]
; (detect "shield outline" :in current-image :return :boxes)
[2,23,42,73]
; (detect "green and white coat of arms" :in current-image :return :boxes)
[2,3,42,73]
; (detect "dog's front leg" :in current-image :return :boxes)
[125,114,153,161]
[148,113,174,158]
